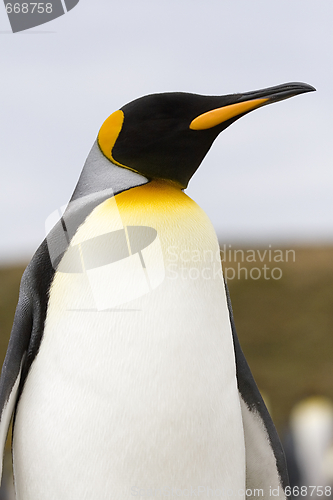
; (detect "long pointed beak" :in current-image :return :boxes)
[190,82,316,130]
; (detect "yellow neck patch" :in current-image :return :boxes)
[113,179,196,219]
[94,179,216,249]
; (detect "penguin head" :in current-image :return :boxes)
[98,83,315,188]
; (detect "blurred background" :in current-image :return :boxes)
[1,0,332,498]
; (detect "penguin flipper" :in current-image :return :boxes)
[0,241,55,480]
[224,283,289,500]
[0,275,32,479]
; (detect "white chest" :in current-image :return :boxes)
[13,182,245,500]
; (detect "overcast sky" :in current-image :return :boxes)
[1,0,332,264]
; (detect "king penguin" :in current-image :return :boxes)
[0,82,314,500]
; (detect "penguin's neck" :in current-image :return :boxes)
[100,178,195,220]
[85,178,219,253]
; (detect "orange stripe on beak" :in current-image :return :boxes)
[190,98,269,130]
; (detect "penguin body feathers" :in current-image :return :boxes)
[0,84,315,498]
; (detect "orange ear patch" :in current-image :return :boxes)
[98,110,125,163]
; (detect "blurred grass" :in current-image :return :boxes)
[0,264,26,369]
[225,245,333,430]
[0,246,332,434]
